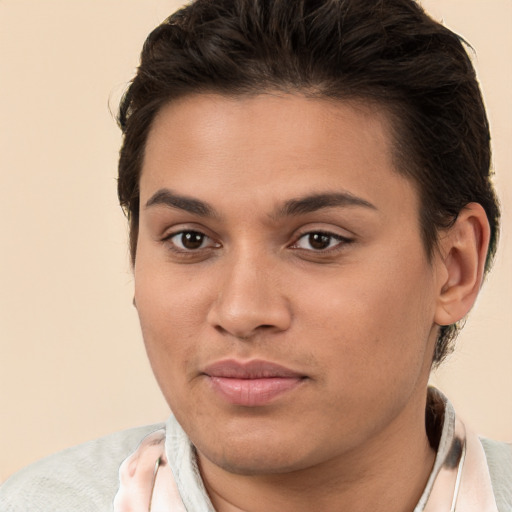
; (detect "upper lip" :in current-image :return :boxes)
[202,359,305,379]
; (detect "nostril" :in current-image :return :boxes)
[213,323,281,341]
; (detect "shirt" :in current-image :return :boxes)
[1,389,511,511]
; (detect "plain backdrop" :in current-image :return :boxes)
[1,0,511,481]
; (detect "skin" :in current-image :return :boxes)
[134,93,489,512]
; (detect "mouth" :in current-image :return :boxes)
[202,359,307,407]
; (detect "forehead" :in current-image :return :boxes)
[140,93,417,219]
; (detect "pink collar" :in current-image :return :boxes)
[114,398,498,511]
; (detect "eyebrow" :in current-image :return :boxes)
[145,189,218,217]
[275,192,377,218]
[144,188,376,219]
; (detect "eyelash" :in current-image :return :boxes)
[291,231,353,253]
[162,230,220,253]
[161,229,352,255]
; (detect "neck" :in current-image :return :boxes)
[198,391,436,512]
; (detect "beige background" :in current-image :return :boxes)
[0,0,511,482]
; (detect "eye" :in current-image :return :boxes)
[165,230,219,251]
[292,231,351,251]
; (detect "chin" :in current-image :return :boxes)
[199,442,312,476]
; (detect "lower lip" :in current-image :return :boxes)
[208,376,304,406]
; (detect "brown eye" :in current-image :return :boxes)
[308,233,332,250]
[292,231,351,252]
[180,231,205,249]
[168,230,212,251]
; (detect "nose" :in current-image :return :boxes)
[206,250,292,340]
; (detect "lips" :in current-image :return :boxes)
[203,359,306,406]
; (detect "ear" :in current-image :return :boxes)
[434,203,491,327]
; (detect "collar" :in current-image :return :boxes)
[415,387,498,511]
[114,388,498,511]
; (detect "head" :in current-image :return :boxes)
[118,0,499,367]
[118,0,500,485]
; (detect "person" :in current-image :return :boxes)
[1,0,510,510]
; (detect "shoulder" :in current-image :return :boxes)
[0,422,165,512]
[480,437,512,511]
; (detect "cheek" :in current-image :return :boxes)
[135,254,211,326]
[296,249,436,385]
[134,262,211,389]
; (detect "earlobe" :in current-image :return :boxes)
[434,203,490,326]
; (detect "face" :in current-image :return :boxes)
[135,93,442,476]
